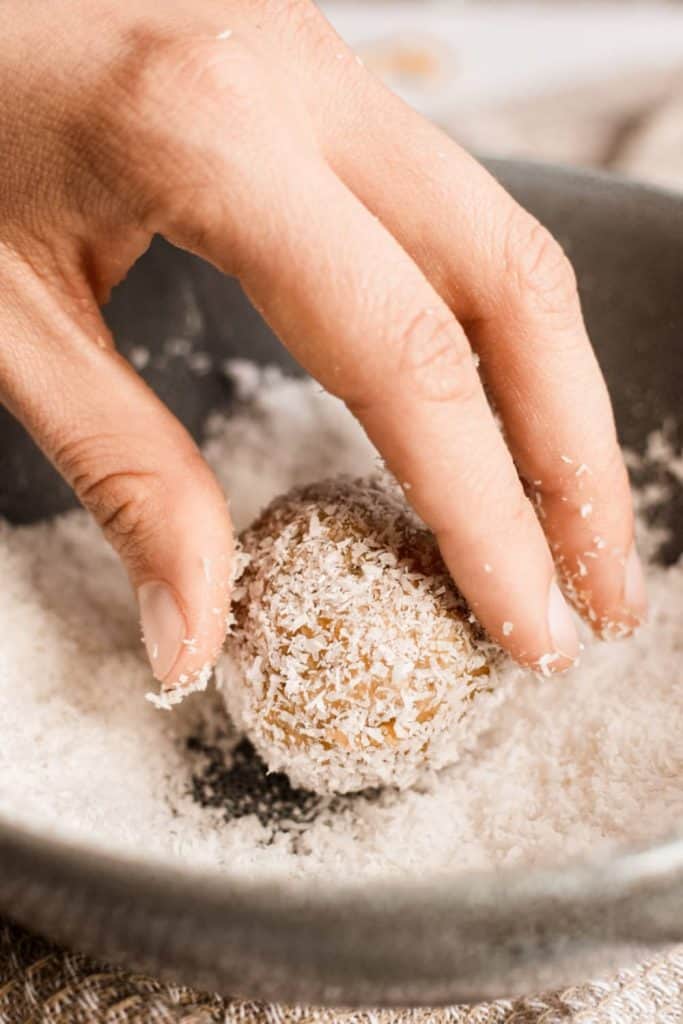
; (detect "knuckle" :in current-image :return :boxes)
[56,436,164,556]
[274,0,327,42]
[93,481,157,553]
[106,29,265,211]
[400,308,478,404]
[108,30,266,243]
[504,212,579,320]
[87,471,165,557]
[124,31,262,129]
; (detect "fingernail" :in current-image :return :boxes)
[138,581,185,681]
[547,579,580,661]
[624,542,648,620]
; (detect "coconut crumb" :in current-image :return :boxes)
[536,652,560,677]
[129,346,150,370]
[188,351,213,376]
[146,662,212,710]
[224,358,262,401]
[164,336,192,359]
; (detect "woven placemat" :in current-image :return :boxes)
[1,920,682,1024]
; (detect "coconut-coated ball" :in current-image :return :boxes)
[219,475,500,794]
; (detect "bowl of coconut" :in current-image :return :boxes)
[0,160,681,1008]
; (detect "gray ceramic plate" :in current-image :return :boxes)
[0,160,681,1008]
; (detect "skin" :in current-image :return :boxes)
[0,0,646,696]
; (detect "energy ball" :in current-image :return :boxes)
[219,475,500,794]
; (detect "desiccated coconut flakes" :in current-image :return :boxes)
[0,362,680,887]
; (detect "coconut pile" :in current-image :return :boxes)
[0,361,681,883]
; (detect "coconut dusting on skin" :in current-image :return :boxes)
[0,362,681,882]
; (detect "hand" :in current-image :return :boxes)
[0,0,646,695]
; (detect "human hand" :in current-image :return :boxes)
[0,0,646,697]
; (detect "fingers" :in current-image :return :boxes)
[310,71,644,637]
[152,130,579,668]
[0,255,233,698]
[465,220,645,639]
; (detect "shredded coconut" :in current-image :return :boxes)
[188,351,213,376]
[146,662,212,710]
[164,336,193,359]
[129,345,150,370]
[0,362,680,885]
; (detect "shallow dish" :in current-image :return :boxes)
[0,159,681,1007]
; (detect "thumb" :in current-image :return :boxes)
[0,261,233,703]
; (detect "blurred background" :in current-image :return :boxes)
[322,1,683,191]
